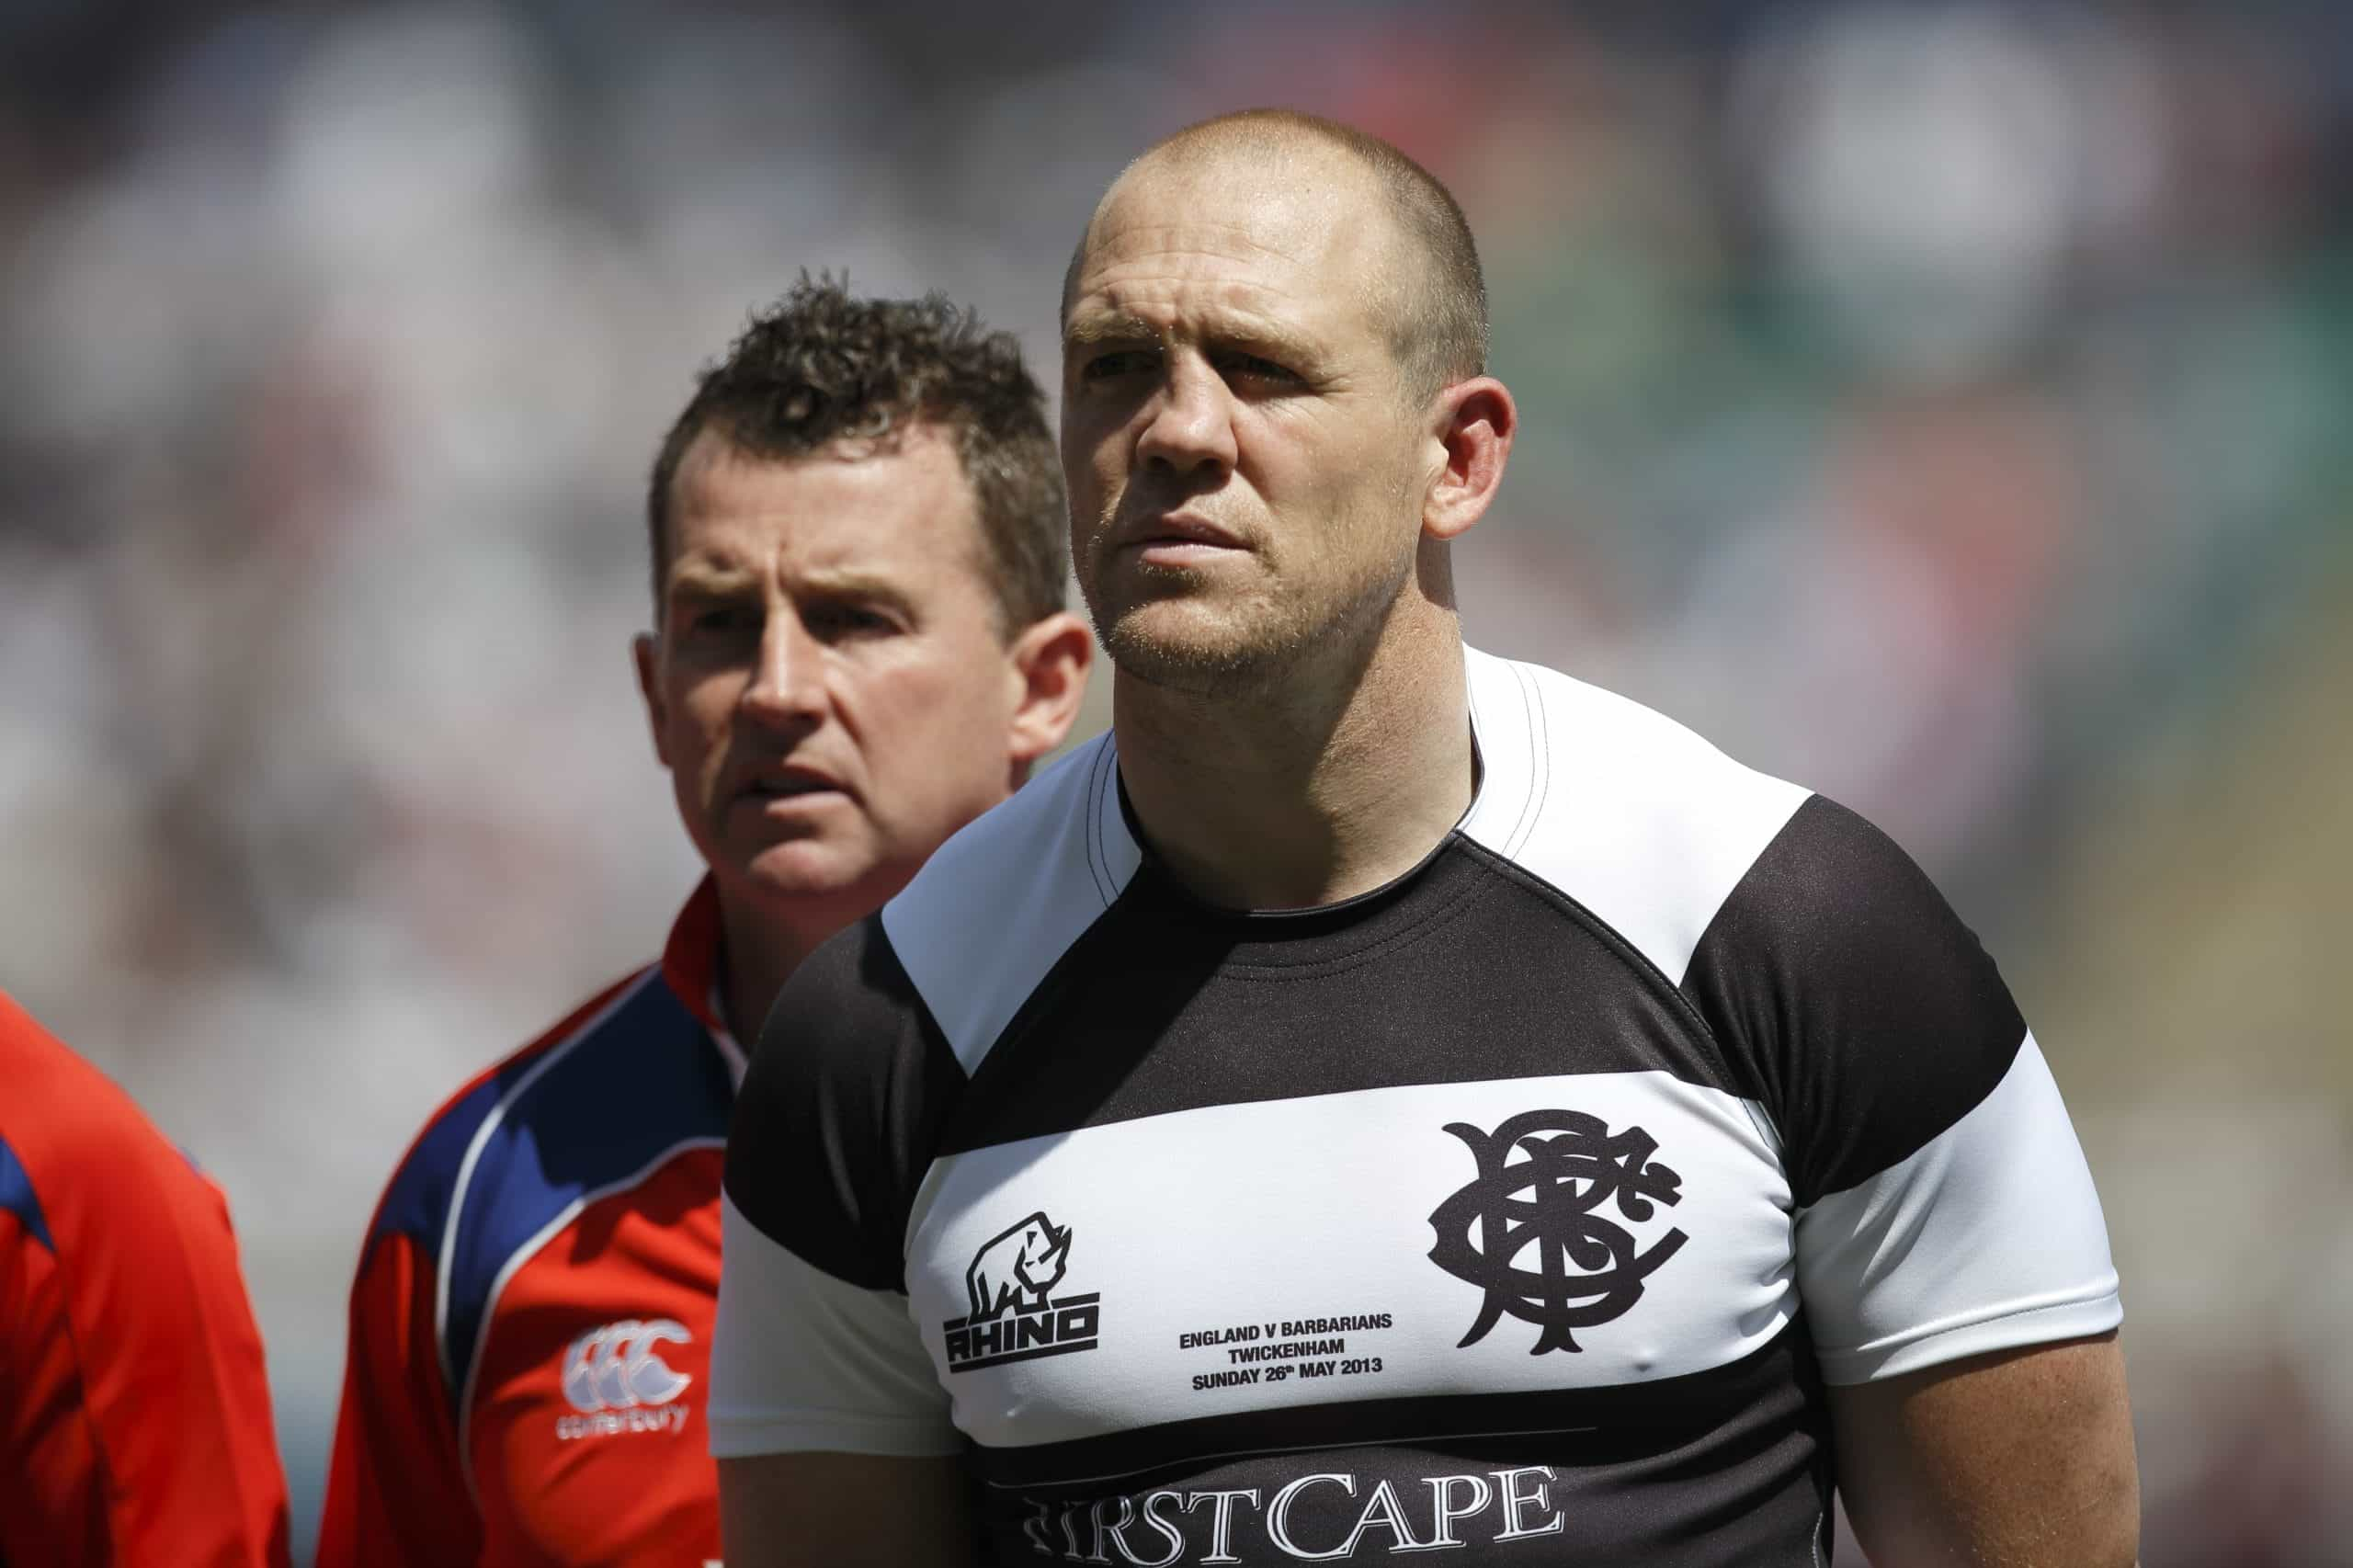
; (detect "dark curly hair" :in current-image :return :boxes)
[646,277,1067,634]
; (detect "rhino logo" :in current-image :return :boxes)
[942,1209,1099,1373]
[965,1211,1072,1320]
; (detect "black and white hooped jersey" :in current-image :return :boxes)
[712,647,2120,1567]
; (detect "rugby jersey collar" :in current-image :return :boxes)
[1091,642,1533,915]
[658,874,745,1088]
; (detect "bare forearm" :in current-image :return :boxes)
[1830,1335,2139,1567]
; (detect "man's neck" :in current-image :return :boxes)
[1111,605,1474,911]
[712,893,830,1048]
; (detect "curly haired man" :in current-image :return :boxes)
[319,279,1091,1566]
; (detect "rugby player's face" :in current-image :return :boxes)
[1062,155,1430,693]
[636,427,1032,925]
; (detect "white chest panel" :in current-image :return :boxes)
[904,1071,1796,1457]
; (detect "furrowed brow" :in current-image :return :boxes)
[1063,312,1158,348]
[797,569,918,616]
[665,562,760,601]
[1214,321,1321,367]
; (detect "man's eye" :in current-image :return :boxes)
[687,606,757,636]
[805,602,896,640]
[1081,350,1153,382]
[1216,351,1297,384]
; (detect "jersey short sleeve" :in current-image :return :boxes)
[710,915,967,1458]
[1678,797,2122,1382]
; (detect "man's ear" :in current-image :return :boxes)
[1423,375,1518,542]
[632,631,672,768]
[1003,611,1096,780]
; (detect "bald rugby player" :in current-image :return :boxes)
[715,114,2137,1568]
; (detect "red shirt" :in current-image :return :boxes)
[0,991,291,1568]
[319,881,742,1567]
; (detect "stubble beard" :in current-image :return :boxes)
[1080,507,1417,701]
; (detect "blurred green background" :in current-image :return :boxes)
[2,3,2346,1562]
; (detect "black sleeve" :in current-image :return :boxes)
[723,913,968,1290]
[1678,795,2027,1209]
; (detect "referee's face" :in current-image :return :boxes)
[1061,148,1432,696]
[634,425,1043,931]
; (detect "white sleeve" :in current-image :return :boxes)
[709,1191,962,1458]
[1796,1033,2122,1383]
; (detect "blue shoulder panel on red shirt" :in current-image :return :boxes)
[372,970,731,1401]
[0,1131,52,1254]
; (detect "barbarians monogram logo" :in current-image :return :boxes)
[1427,1109,1688,1354]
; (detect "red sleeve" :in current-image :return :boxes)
[0,1009,292,1567]
[317,1229,485,1567]
[0,1208,108,1562]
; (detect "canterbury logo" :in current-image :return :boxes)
[561,1319,692,1414]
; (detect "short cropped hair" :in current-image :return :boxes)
[1068,109,1488,403]
[647,278,1068,634]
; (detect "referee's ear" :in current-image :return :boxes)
[1422,374,1517,544]
[631,631,672,768]
[1002,611,1094,786]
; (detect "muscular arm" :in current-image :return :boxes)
[1828,1333,2139,1567]
[719,1452,978,1568]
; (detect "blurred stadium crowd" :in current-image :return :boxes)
[2,3,2347,1562]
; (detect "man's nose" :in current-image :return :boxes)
[740,614,825,725]
[1133,358,1238,482]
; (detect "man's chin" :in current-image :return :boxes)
[1099,608,1296,697]
[722,841,859,900]
[718,840,912,915]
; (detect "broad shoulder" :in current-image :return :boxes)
[873,735,1135,1074]
[367,967,718,1254]
[1459,647,1813,986]
[887,733,1130,930]
[0,994,223,1243]
[361,965,727,1393]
